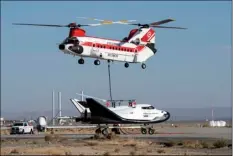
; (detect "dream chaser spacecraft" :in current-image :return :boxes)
[70,97,170,135]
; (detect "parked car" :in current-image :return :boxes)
[10,122,34,134]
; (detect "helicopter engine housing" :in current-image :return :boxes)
[69,45,84,54]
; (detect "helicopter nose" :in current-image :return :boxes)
[59,44,65,50]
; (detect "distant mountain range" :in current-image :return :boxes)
[165,107,231,121]
[1,106,231,122]
[1,109,78,120]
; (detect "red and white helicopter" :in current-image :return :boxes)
[13,17,186,69]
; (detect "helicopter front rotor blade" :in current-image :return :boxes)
[12,23,68,27]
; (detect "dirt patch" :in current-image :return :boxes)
[46,128,96,134]
[1,137,231,155]
[1,129,10,135]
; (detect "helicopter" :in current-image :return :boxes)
[12,17,186,69]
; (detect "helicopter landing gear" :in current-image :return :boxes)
[124,62,129,68]
[141,63,146,69]
[78,58,84,64]
[94,60,100,65]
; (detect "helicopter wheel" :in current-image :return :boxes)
[94,60,100,65]
[124,62,129,68]
[78,58,84,64]
[141,63,146,69]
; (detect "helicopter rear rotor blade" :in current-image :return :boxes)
[150,25,187,29]
[108,18,187,30]
[77,17,137,24]
[149,19,175,26]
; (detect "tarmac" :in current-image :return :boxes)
[1,127,232,141]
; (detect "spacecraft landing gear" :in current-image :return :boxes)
[140,124,155,135]
[95,125,110,137]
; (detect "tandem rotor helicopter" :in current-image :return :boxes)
[13,17,187,69]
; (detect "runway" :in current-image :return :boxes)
[1,127,231,141]
[2,128,231,156]
[2,132,231,142]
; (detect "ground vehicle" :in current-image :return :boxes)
[10,122,34,134]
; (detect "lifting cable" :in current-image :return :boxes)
[107,60,113,102]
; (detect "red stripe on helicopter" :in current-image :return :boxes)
[85,36,122,42]
[141,28,155,42]
[80,42,145,53]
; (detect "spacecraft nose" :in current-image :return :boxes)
[164,111,170,119]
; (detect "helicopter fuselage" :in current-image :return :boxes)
[59,36,155,63]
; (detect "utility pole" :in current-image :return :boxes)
[81,91,84,101]
[59,92,62,117]
[52,90,55,125]
[211,107,214,121]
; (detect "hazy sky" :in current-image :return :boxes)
[1,1,231,113]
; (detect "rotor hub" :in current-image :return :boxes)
[68,23,78,28]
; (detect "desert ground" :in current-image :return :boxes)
[1,122,232,155]
[1,133,232,155]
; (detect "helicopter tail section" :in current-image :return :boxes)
[127,28,155,45]
[140,28,155,44]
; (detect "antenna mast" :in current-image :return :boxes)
[81,91,84,101]
[52,90,55,126]
[211,107,214,121]
[59,92,62,117]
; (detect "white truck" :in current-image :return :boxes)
[10,122,34,134]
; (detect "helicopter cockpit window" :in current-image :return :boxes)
[122,37,128,42]
[63,37,79,44]
[135,38,140,45]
